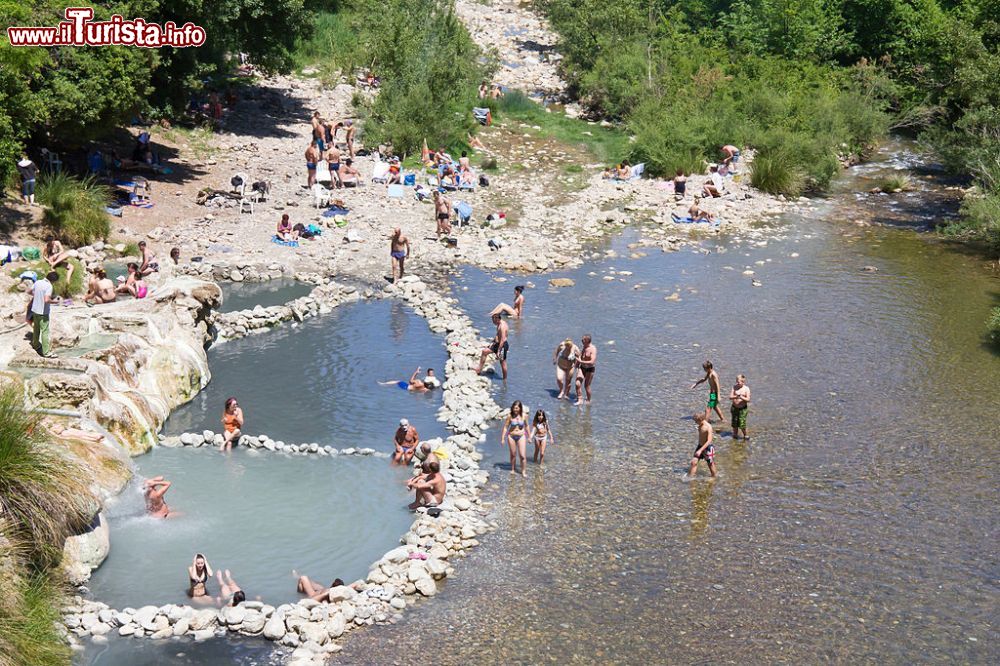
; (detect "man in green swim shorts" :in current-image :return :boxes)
[729,374,751,440]
[691,360,725,423]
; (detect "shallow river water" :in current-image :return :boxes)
[76,146,998,664]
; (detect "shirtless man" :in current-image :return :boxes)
[325,144,343,188]
[432,191,452,237]
[721,144,741,170]
[335,120,356,157]
[688,413,717,478]
[389,228,409,282]
[574,334,598,405]
[137,240,158,277]
[83,268,116,304]
[144,476,172,518]
[729,374,751,440]
[379,366,437,392]
[340,158,360,187]
[310,111,325,152]
[691,360,725,423]
[414,442,440,466]
[475,313,509,380]
[407,461,446,509]
[305,140,321,187]
[393,418,419,465]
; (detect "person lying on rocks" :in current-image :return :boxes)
[221,396,243,452]
[277,214,298,241]
[490,285,525,318]
[340,158,360,187]
[215,569,256,606]
[393,418,419,465]
[440,165,458,189]
[83,267,116,305]
[407,461,446,510]
[188,553,214,602]
[138,240,159,276]
[295,573,345,602]
[380,367,439,392]
[48,421,105,443]
[144,476,173,518]
[701,164,724,197]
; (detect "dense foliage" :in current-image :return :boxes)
[294,0,490,155]
[538,0,1000,247]
[0,0,311,185]
[36,172,111,246]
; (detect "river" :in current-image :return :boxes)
[76,143,999,664]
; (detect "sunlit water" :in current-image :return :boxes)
[217,278,314,314]
[333,147,999,664]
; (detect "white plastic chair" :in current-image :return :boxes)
[312,183,330,208]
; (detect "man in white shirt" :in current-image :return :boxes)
[27,271,58,357]
[702,164,725,198]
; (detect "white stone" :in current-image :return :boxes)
[263,615,286,640]
[414,578,437,596]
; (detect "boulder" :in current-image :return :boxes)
[221,604,248,626]
[240,609,266,634]
[548,278,575,288]
[414,578,437,597]
[263,615,286,640]
[63,512,110,585]
[189,608,218,631]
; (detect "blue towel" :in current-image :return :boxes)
[272,236,299,247]
[454,201,473,222]
[322,206,350,217]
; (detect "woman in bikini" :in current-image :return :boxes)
[277,214,298,241]
[188,553,213,603]
[501,400,528,477]
[215,569,252,606]
[43,236,75,283]
[553,338,580,400]
[490,285,525,319]
[221,397,243,452]
[530,409,554,464]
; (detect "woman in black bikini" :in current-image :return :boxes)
[188,553,214,603]
[501,400,528,477]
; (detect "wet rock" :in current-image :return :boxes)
[263,615,287,640]
[548,278,575,288]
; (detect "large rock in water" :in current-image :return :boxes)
[63,512,110,585]
[548,278,575,288]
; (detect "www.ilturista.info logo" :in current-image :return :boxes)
[6,7,205,48]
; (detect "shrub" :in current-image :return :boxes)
[35,173,110,246]
[750,150,805,196]
[874,175,912,192]
[495,90,539,115]
[0,386,93,567]
[989,307,1000,347]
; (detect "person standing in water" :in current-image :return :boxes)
[475,313,509,380]
[574,334,597,405]
[729,374,751,440]
[221,397,244,452]
[188,554,213,602]
[389,227,410,283]
[530,409,554,464]
[691,360,725,423]
[501,400,528,477]
[143,476,172,518]
[688,413,717,478]
[553,338,580,399]
[490,285,525,319]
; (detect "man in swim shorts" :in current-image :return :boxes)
[325,144,342,188]
[475,313,509,380]
[574,334,597,405]
[380,366,439,392]
[390,227,410,283]
[407,461,447,509]
[393,418,419,465]
[688,413,717,478]
[305,141,320,187]
[691,360,725,423]
[729,373,751,440]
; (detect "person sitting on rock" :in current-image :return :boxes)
[295,573,345,602]
[340,158,360,187]
[221,397,243,452]
[490,285,525,319]
[387,158,402,185]
[407,461,446,510]
[276,214,298,241]
[414,442,440,466]
[392,418,419,465]
[616,162,631,180]
[83,267,116,305]
[688,198,714,222]
[702,164,725,198]
[42,236,75,283]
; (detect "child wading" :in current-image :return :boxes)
[691,360,725,423]
[688,413,717,478]
[729,374,751,440]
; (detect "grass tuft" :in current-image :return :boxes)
[750,150,805,196]
[0,567,71,666]
[36,173,110,246]
[874,174,912,192]
[11,259,84,299]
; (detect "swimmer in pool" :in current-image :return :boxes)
[143,476,172,518]
[188,553,214,602]
[501,400,528,477]
[379,367,440,392]
[295,572,346,602]
[489,285,525,319]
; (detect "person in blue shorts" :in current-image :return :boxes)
[379,367,439,393]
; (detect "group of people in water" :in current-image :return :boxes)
[184,552,347,606]
[687,361,752,478]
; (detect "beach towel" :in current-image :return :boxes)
[106,206,123,217]
[671,213,721,226]
[272,235,299,247]
[454,201,473,224]
[21,247,41,260]
[387,184,405,198]
[321,206,350,217]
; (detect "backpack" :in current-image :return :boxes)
[479,174,490,187]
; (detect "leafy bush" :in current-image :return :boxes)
[35,173,110,246]
[874,175,912,192]
[750,150,805,196]
[0,386,92,566]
